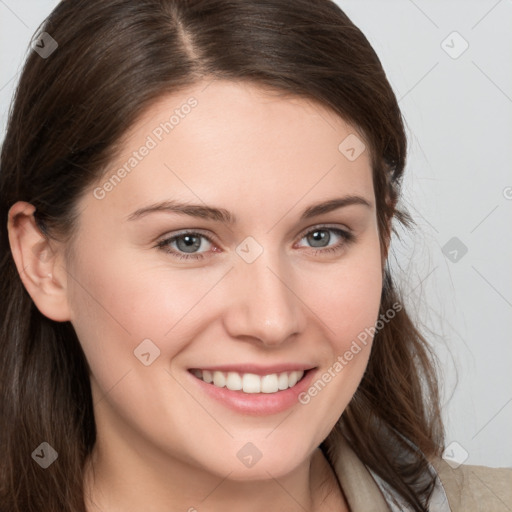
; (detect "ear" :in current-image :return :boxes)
[7,201,72,322]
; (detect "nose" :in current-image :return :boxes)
[222,254,304,347]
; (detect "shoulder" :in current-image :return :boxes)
[429,456,512,512]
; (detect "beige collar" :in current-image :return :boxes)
[330,435,391,511]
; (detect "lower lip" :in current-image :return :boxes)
[187,369,317,415]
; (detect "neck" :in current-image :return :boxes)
[84,437,346,512]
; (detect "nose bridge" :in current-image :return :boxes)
[224,244,302,345]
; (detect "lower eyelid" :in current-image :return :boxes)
[297,227,353,247]
[155,231,213,253]
[157,227,353,258]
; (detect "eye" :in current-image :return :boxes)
[156,225,355,261]
[155,231,215,260]
[295,226,355,256]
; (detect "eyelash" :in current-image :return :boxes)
[155,226,355,261]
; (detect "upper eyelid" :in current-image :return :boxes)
[159,224,352,248]
[296,223,352,238]
[159,228,216,245]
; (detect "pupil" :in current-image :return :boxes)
[177,235,201,253]
[309,230,329,248]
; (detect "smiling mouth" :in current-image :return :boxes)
[189,369,309,394]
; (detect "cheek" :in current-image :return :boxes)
[65,246,228,387]
[305,240,384,348]
[294,240,383,429]
[332,246,383,375]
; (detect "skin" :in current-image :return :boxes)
[8,79,388,511]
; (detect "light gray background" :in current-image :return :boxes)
[1,0,511,468]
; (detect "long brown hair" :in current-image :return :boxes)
[0,1,445,510]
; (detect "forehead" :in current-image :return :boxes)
[84,79,374,223]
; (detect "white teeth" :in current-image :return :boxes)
[242,373,261,393]
[226,371,242,391]
[193,369,305,394]
[213,371,226,387]
[261,374,279,393]
[277,372,289,390]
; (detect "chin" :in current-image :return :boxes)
[205,439,311,481]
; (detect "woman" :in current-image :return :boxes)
[0,1,510,511]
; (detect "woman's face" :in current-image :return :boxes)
[66,79,383,479]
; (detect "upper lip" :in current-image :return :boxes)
[188,364,316,376]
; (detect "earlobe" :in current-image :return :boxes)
[7,201,72,322]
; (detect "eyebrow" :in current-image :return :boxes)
[126,195,372,224]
